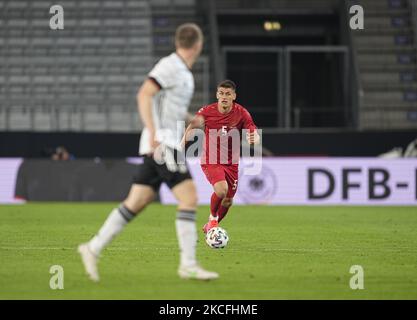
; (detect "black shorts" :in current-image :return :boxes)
[132,154,192,191]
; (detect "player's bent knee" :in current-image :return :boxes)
[216,190,227,199]
[214,184,228,199]
[213,181,228,199]
[222,198,233,208]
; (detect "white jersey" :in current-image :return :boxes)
[139,52,194,155]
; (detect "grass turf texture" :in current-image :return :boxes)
[0,203,417,299]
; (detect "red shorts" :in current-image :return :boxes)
[201,164,239,198]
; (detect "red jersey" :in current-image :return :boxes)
[196,102,257,166]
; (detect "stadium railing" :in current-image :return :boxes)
[284,46,351,129]
[221,45,351,129]
[292,107,351,129]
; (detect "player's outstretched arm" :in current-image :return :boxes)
[180,115,205,150]
[137,79,161,151]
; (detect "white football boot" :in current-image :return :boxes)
[178,264,219,280]
[78,243,100,282]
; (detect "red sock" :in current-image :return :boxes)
[216,205,230,223]
[210,193,223,217]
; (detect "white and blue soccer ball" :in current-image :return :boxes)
[205,227,229,249]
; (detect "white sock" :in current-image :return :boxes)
[176,211,198,268]
[209,214,218,221]
[88,206,135,256]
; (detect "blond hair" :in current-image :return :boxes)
[175,23,203,49]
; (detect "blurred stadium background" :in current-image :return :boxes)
[1,0,417,300]
[0,0,416,156]
[0,0,416,202]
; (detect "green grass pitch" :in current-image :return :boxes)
[1,203,417,299]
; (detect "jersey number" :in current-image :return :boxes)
[232,179,238,190]
[221,126,227,136]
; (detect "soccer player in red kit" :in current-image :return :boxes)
[182,80,259,233]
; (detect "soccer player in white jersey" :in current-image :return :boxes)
[78,23,218,281]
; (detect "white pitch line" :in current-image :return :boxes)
[0,246,325,252]
[0,246,172,251]
[1,246,416,253]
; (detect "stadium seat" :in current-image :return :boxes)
[33,107,54,131]
[8,107,32,131]
[0,0,214,131]
[82,109,109,132]
[6,1,28,9]
[0,107,6,130]
[350,0,417,129]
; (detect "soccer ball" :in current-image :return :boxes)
[205,227,229,249]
